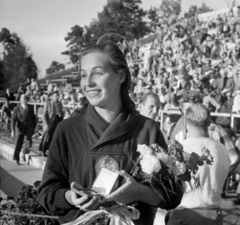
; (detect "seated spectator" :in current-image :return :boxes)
[158,86,169,106]
[64,79,73,92]
[68,92,78,112]
[76,88,84,100]
[0,99,11,131]
[215,88,234,132]
[25,85,32,97]
[212,73,224,94]
[62,93,70,105]
[5,88,16,111]
[30,78,37,91]
[233,68,240,91]
[163,95,181,140]
[221,65,235,94]
[202,87,221,112]
[40,91,48,103]
[190,71,203,90]
[16,85,26,101]
[58,91,64,103]
[176,81,192,98]
[232,88,240,113]
[25,78,31,87]
[64,109,71,120]
[173,68,191,92]
[160,72,170,88]
[5,88,15,102]
[133,78,145,97]
[139,92,161,121]
[53,83,59,92]
[46,79,53,94]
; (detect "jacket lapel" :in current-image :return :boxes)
[83,104,139,151]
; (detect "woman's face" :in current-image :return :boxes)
[80,52,122,110]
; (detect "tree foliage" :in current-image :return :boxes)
[0,181,59,225]
[147,6,159,30]
[0,61,5,91]
[185,3,213,18]
[46,60,65,75]
[62,0,150,64]
[159,0,181,18]
[146,0,181,28]
[61,25,85,64]
[0,28,38,90]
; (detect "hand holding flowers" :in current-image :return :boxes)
[131,140,214,199]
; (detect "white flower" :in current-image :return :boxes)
[140,154,161,175]
[183,152,190,162]
[156,153,169,164]
[175,161,186,175]
[137,144,152,156]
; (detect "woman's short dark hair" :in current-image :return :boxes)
[80,43,135,111]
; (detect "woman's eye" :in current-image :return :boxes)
[93,72,103,76]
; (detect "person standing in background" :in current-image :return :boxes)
[11,94,36,165]
[40,91,64,157]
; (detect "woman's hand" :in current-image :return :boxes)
[102,170,141,205]
[65,188,101,212]
[102,170,162,206]
[71,191,101,211]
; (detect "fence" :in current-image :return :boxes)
[0,99,240,133]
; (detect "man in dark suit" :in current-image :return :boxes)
[11,94,36,165]
[40,91,63,156]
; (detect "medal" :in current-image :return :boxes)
[95,155,119,175]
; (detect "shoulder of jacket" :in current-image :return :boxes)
[58,114,83,129]
[137,114,158,127]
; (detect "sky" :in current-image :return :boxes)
[0,0,230,78]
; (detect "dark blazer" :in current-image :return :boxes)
[11,104,36,133]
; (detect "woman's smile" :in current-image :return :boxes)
[87,90,101,98]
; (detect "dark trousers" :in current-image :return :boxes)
[39,115,63,155]
[13,128,33,161]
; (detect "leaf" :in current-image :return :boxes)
[178,170,191,182]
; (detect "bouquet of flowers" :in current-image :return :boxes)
[131,140,214,200]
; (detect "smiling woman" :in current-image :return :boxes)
[37,43,183,225]
[79,44,134,123]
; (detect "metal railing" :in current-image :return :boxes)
[0,99,240,133]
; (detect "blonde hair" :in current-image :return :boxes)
[185,103,210,128]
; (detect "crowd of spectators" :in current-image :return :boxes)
[1,6,240,136]
[124,7,240,135]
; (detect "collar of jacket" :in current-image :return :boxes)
[83,104,139,151]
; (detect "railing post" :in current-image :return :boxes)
[160,111,164,131]
[34,104,37,115]
[231,113,235,132]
